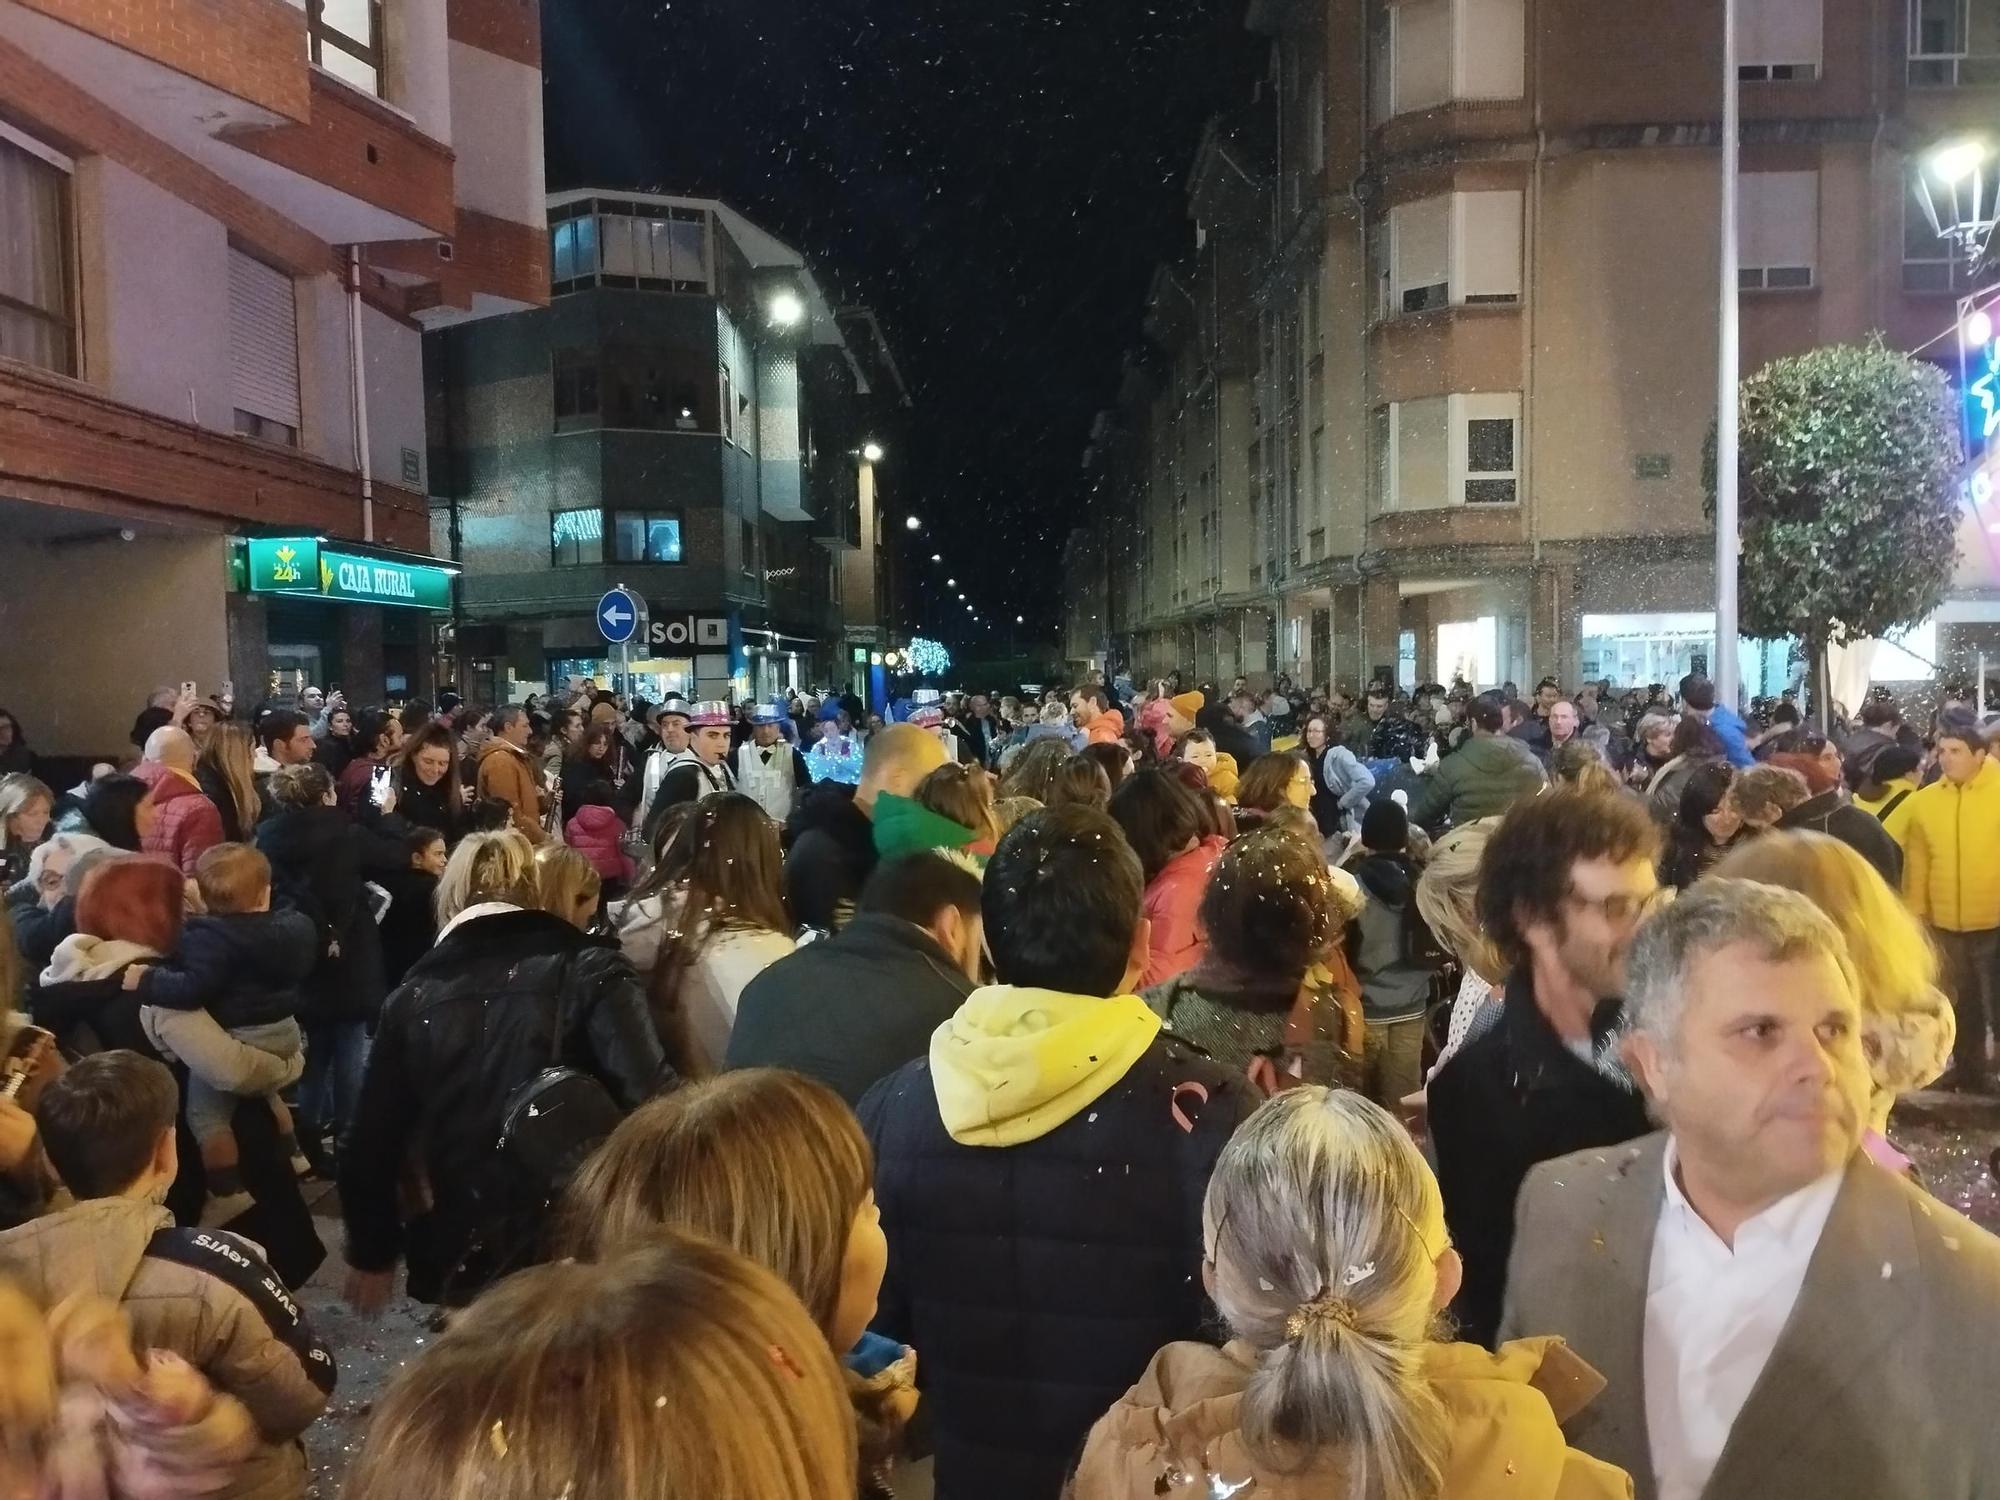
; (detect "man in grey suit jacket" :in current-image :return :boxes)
[1503,879,2000,1500]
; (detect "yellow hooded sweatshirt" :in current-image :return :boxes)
[930,985,1164,1147]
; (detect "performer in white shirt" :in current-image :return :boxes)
[639,695,697,814]
[733,704,812,826]
[1501,878,2000,1500]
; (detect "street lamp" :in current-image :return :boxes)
[930,553,941,563]
[1916,138,2000,270]
[767,290,805,328]
[1015,614,1024,624]
[946,578,956,587]
[904,515,921,532]
[862,442,884,463]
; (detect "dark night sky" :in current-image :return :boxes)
[541,0,1261,650]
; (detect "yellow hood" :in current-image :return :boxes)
[930,985,1162,1146]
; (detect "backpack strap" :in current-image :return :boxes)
[1877,788,1913,824]
[144,1227,336,1395]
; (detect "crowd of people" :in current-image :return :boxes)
[0,662,1997,1500]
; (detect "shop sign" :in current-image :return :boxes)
[641,612,729,649]
[239,537,453,611]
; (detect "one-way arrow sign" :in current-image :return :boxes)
[596,587,642,644]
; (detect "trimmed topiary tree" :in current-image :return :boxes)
[1706,337,1963,725]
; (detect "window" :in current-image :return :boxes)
[553,348,600,429]
[602,345,718,432]
[612,512,684,564]
[598,210,709,288]
[1381,0,1525,119]
[307,0,384,97]
[1385,190,1522,317]
[720,365,735,444]
[228,249,300,447]
[1738,170,1819,289]
[1458,394,1521,505]
[741,518,757,576]
[550,508,604,565]
[1378,393,1521,509]
[0,130,74,376]
[1909,0,2000,85]
[550,216,598,287]
[1737,0,1822,77]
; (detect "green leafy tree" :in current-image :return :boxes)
[1706,338,1963,721]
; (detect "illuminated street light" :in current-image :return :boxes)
[904,515,921,531]
[1015,614,1024,623]
[930,553,941,563]
[767,290,805,327]
[862,442,884,462]
[946,577,956,587]
[1917,137,2000,268]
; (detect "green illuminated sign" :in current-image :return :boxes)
[240,537,452,611]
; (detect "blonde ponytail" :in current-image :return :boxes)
[1205,1088,1448,1500]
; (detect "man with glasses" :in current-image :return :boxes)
[1428,787,1663,1347]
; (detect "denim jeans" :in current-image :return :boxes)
[298,1019,369,1142]
[1933,927,2000,1081]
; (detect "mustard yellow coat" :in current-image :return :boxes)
[1066,1334,1633,1500]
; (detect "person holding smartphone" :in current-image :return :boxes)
[334,709,405,822]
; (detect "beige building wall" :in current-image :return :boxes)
[0,534,232,755]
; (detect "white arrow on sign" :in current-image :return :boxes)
[602,603,633,627]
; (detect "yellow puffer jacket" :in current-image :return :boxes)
[1902,757,2000,933]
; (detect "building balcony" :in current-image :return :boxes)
[4,0,454,249]
[0,357,428,550]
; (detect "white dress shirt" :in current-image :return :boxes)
[1644,1140,1843,1500]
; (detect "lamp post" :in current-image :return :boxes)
[1915,138,2000,270]
[1715,0,1741,711]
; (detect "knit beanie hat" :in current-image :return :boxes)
[1361,798,1409,853]
[1171,691,1205,718]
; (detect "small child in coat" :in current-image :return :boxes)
[565,801,635,898]
[377,826,446,989]
[128,842,316,1224]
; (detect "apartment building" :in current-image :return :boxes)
[426,190,909,706]
[0,0,546,752]
[1086,0,2000,695]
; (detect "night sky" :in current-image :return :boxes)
[541,0,1261,651]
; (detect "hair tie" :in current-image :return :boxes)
[1284,1294,1361,1341]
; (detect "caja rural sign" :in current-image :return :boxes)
[239,537,453,611]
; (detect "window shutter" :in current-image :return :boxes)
[228,249,300,430]
[1739,0,1822,67]
[1741,170,1819,277]
[1394,0,1451,112]
[1393,196,1450,307]
[1455,190,1523,301]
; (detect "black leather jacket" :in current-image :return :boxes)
[338,906,673,1302]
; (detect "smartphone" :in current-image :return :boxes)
[370,763,394,809]
[220,679,234,702]
[180,680,197,700]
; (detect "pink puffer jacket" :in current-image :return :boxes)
[565,804,634,885]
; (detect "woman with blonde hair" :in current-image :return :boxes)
[562,1069,911,1497]
[533,840,603,932]
[1070,1088,1630,1500]
[345,1237,858,1500]
[338,828,669,1310]
[611,793,793,1074]
[194,721,259,843]
[1415,818,1507,1080]
[1712,829,1953,1173]
[0,773,52,889]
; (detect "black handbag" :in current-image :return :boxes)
[497,1065,623,1197]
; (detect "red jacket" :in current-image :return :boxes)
[1141,834,1226,987]
[141,770,225,877]
[565,804,633,885]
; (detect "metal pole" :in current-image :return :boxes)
[1714,0,1741,710]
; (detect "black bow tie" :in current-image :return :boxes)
[761,748,775,764]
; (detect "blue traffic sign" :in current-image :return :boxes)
[596,587,642,644]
